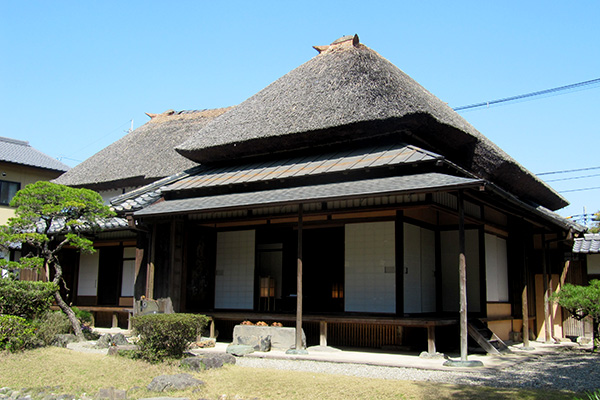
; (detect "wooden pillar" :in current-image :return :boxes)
[320,321,327,347]
[146,224,156,299]
[542,234,551,343]
[458,190,469,361]
[296,204,304,351]
[522,232,530,347]
[427,325,436,354]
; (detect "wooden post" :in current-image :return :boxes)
[296,204,304,351]
[522,285,530,347]
[522,236,530,348]
[542,234,551,343]
[320,321,327,347]
[458,190,468,362]
[146,224,156,299]
[427,325,436,354]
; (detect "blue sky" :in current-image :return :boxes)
[1,1,598,223]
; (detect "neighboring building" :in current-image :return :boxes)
[126,35,585,351]
[52,108,229,327]
[0,136,70,225]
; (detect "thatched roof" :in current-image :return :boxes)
[176,35,567,211]
[54,108,230,190]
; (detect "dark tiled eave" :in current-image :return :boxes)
[135,173,484,217]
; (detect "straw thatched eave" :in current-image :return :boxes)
[176,38,567,211]
[53,108,231,189]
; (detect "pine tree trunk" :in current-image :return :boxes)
[54,291,84,341]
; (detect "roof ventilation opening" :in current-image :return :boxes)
[313,34,360,54]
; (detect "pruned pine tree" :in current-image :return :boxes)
[0,181,115,340]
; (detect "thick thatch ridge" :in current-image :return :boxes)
[54,108,230,190]
[176,37,567,211]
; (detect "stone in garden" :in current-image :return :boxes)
[236,335,271,352]
[51,334,79,348]
[147,374,204,392]
[226,344,254,356]
[95,387,127,400]
[107,344,138,356]
[138,398,190,400]
[96,334,112,348]
[233,325,305,350]
[181,354,236,371]
[111,333,129,346]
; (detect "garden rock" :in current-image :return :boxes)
[236,335,271,352]
[51,334,78,348]
[226,344,254,357]
[96,334,113,348]
[95,387,127,400]
[111,333,129,345]
[181,354,236,371]
[147,374,204,392]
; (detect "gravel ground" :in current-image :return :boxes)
[236,347,600,393]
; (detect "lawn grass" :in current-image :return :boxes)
[0,347,576,400]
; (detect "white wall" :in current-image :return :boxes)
[485,234,509,302]
[404,223,436,313]
[77,252,99,296]
[214,230,255,309]
[345,221,396,313]
[588,254,600,275]
[121,247,136,297]
[440,230,481,312]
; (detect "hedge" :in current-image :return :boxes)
[0,279,57,319]
[131,313,209,362]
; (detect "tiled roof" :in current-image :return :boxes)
[167,143,442,192]
[0,137,70,172]
[135,173,484,217]
[572,233,600,253]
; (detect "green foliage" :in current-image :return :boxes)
[591,212,600,233]
[131,313,209,362]
[551,280,600,322]
[575,389,600,400]
[0,279,57,319]
[0,181,116,272]
[32,311,71,346]
[72,306,93,325]
[0,315,37,352]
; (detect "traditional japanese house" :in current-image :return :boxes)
[51,108,229,327]
[130,35,584,352]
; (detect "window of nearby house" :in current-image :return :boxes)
[0,180,20,205]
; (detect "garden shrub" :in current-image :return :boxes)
[0,315,37,352]
[131,313,209,362]
[72,306,93,326]
[33,310,71,345]
[0,280,57,319]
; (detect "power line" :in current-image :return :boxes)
[558,186,600,194]
[545,173,600,183]
[453,77,600,112]
[537,166,600,176]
